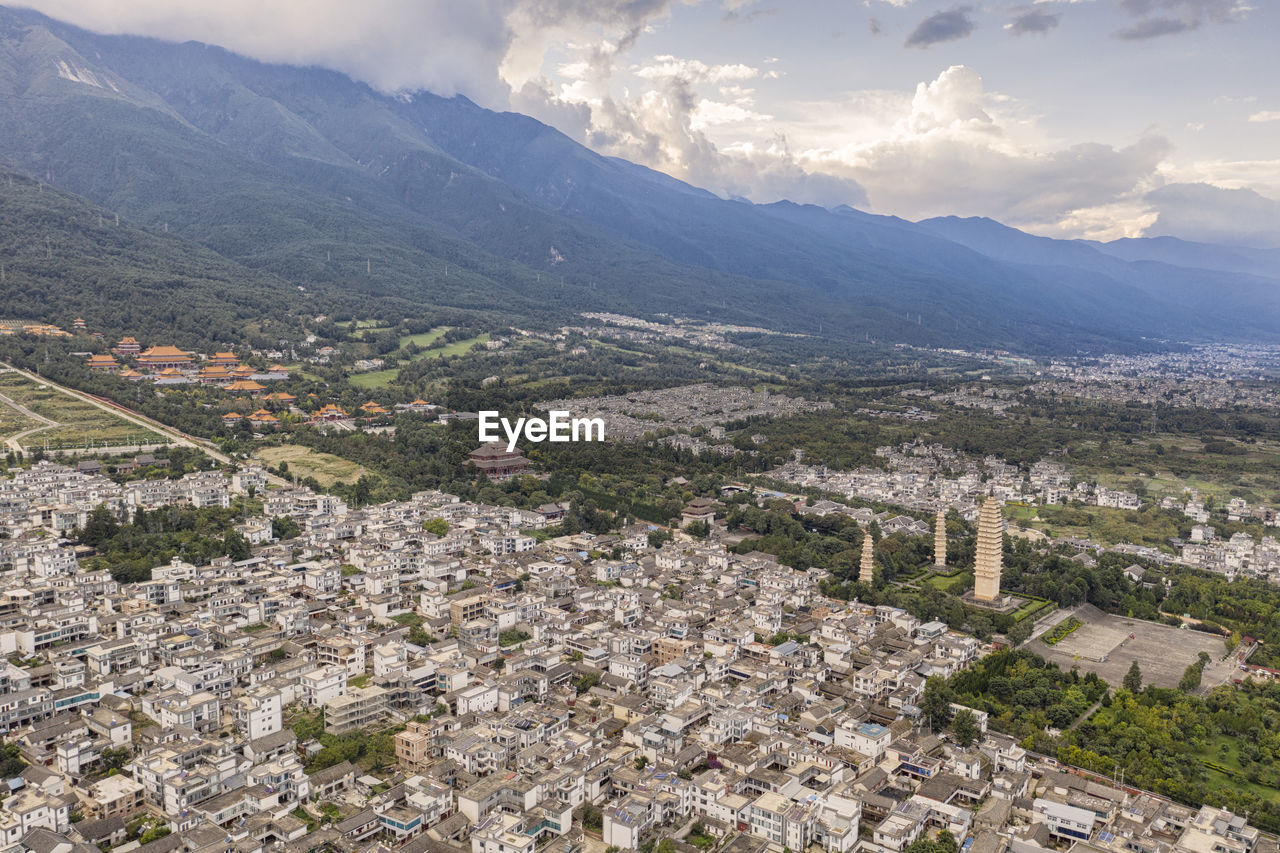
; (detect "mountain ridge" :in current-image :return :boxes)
[0,5,1275,354]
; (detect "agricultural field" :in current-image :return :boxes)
[1069,433,1280,506]
[0,369,163,451]
[256,444,370,487]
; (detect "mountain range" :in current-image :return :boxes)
[0,5,1277,354]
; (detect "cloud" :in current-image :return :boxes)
[1005,6,1062,34]
[1249,111,1280,123]
[785,66,1170,237]
[534,50,869,208]
[11,0,692,104]
[634,56,760,83]
[905,6,977,48]
[1116,16,1192,39]
[1114,0,1250,40]
[1144,183,1280,248]
[722,2,778,24]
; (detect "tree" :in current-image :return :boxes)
[351,475,373,506]
[81,504,120,548]
[0,742,25,777]
[423,517,449,536]
[272,516,301,540]
[101,746,132,771]
[1123,660,1143,693]
[223,530,250,562]
[1007,619,1034,645]
[951,709,979,748]
[922,676,955,732]
[138,826,171,845]
[1179,662,1203,693]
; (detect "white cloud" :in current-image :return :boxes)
[1249,111,1280,123]
[12,0,694,104]
[776,67,1170,235]
[634,56,759,83]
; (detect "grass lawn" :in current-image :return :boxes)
[1199,735,1280,801]
[349,369,399,389]
[257,444,370,486]
[420,333,490,358]
[924,570,973,594]
[399,328,450,348]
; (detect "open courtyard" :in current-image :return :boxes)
[1038,604,1236,692]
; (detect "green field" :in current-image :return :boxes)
[348,330,490,390]
[0,370,163,449]
[420,333,489,358]
[349,369,399,389]
[398,328,450,348]
[396,327,487,358]
[256,444,370,486]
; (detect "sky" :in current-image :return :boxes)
[14,0,1280,245]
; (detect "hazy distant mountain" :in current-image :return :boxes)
[0,5,1277,353]
[1091,236,1280,282]
[916,216,1280,337]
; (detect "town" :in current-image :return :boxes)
[2,323,1280,853]
[0,443,1274,853]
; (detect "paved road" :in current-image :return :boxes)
[0,362,289,486]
